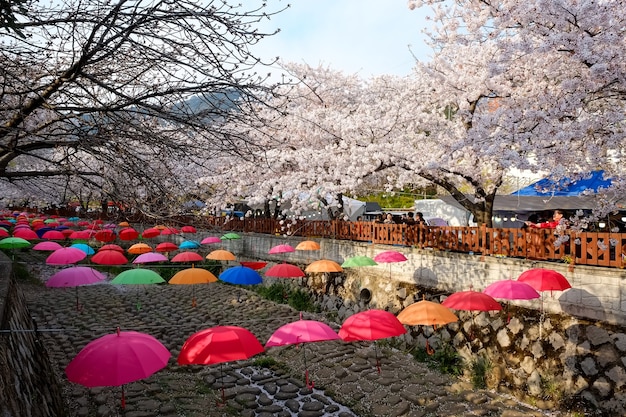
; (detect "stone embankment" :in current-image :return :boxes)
[19,277,573,417]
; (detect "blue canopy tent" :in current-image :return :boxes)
[513,171,612,197]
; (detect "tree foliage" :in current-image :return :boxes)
[0,0,286,214]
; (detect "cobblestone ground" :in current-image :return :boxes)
[20,275,571,417]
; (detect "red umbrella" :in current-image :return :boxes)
[265,263,305,278]
[91,249,128,265]
[94,229,116,243]
[46,247,88,265]
[171,251,203,263]
[41,230,66,241]
[178,326,264,404]
[338,309,406,372]
[141,228,161,238]
[239,261,268,270]
[13,228,39,240]
[517,268,572,293]
[181,225,197,233]
[160,227,180,235]
[118,228,139,241]
[0,228,8,238]
[69,230,93,240]
[99,244,125,253]
[442,290,502,312]
[156,242,179,253]
[266,315,340,388]
[66,328,170,409]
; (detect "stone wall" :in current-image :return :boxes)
[236,234,626,415]
[0,254,66,417]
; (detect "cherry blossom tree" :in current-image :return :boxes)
[0,0,286,213]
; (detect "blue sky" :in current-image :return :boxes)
[253,0,433,78]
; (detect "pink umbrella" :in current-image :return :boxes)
[201,236,222,245]
[133,252,169,264]
[46,266,107,311]
[33,241,63,251]
[46,247,88,265]
[483,279,540,322]
[483,280,540,301]
[266,314,340,388]
[373,250,407,278]
[13,228,39,240]
[269,244,295,254]
[65,328,170,409]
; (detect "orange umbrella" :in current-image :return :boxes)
[296,240,321,251]
[305,259,343,273]
[128,243,153,255]
[171,251,204,263]
[206,250,236,261]
[169,266,218,307]
[118,221,130,227]
[397,300,458,327]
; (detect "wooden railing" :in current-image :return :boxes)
[197,217,626,269]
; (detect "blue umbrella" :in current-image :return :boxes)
[219,266,262,285]
[71,243,95,255]
[179,240,201,250]
[35,227,54,238]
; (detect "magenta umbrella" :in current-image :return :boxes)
[65,328,170,409]
[32,241,64,251]
[46,266,107,310]
[46,247,88,265]
[266,315,340,388]
[483,280,539,322]
[269,244,295,254]
[373,250,407,279]
[201,236,222,245]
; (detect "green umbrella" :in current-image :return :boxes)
[341,255,378,268]
[221,232,241,240]
[0,237,32,250]
[111,268,165,285]
[111,268,165,310]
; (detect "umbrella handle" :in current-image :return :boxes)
[121,385,126,409]
[305,369,314,390]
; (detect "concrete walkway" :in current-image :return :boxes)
[20,279,568,417]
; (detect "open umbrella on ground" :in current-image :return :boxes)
[181,225,197,234]
[338,309,406,372]
[265,263,305,278]
[397,298,459,354]
[133,252,169,264]
[46,247,88,266]
[266,314,340,388]
[201,236,222,245]
[239,261,268,270]
[141,228,161,239]
[13,228,39,240]
[46,266,107,311]
[219,266,262,285]
[0,236,31,250]
[91,249,128,266]
[483,279,541,322]
[41,230,66,241]
[178,325,264,404]
[373,250,407,279]
[220,232,241,240]
[171,251,204,264]
[341,255,377,268]
[206,249,236,261]
[305,259,343,273]
[295,240,321,251]
[128,243,153,255]
[442,290,502,340]
[119,228,140,241]
[156,242,179,253]
[65,328,170,409]
[517,268,572,294]
[94,229,116,243]
[111,268,166,310]
[179,240,201,250]
[269,244,295,254]
[169,266,218,307]
[71,243,95,255]
[99,244,125,253]
[32,241,63,251]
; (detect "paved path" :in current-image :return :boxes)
[20,278,568,417]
